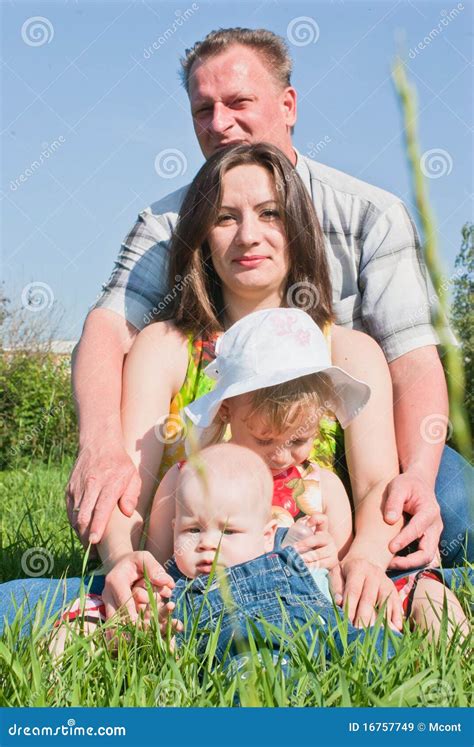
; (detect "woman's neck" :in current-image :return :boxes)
[222,289,284,327]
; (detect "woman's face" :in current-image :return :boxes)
[207,164,289,303]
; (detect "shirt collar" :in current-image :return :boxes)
[293,148,312,194]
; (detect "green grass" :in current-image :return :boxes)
[0,460,473,707]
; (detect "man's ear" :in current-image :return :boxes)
[263,518,278,551]
[281,86,297,128]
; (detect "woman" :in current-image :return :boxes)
[97,143,403,627]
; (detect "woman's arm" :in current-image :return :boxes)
[97,321,188,572]
[331,325,404,563]
[330,326,406,625]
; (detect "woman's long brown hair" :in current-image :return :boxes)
[160,143,333,335]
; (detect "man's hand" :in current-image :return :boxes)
[293,513,339,570]
[66,440,142,545]
[329,557,404,631]
[101,550,174,623]
[384,472,443,570]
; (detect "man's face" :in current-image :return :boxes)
[188,45,297,160]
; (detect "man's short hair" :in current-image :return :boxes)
[180,27,293,93]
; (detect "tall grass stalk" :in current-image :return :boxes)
[392,58,471,459]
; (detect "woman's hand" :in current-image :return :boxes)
[101,550,174,623]
[330,556,404,631]
[293,513,339,570]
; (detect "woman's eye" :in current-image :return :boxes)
[216,213,235,224]
[261,209,280,219]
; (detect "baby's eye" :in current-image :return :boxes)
[256,438,273,446]
[187,527,200,534]
[292,438,311,446]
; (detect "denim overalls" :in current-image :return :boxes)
[168,530,399,671]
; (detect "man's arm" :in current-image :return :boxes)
[385,345,447,568]
[66,308,140,543]
[358,199,455,567]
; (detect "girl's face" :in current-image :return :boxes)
[222,394,318,475]
[207,164,289,304]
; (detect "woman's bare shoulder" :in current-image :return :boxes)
[331,324,386,369]
[128,321,189,391]
[137,320,188,347]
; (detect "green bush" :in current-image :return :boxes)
[0,352,77,469]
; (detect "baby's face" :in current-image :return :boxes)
[174,489,275,578]
[225,395,317,475]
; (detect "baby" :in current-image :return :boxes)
[52,444,397,666]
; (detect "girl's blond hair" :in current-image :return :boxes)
[244,373,331,437]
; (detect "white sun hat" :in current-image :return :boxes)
[183,308,371,430]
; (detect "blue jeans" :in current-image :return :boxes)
[1,445,472,636]
[167,544,400,667]
[435,446,473,564]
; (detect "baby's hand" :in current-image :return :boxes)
[131,580,183,636]
[293,513,339,570]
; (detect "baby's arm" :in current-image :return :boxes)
[145,463,180,565]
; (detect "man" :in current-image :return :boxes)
[68,28,472,600]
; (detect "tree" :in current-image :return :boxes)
[451,223,473,431]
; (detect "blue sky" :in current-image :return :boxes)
[1,0,472,340]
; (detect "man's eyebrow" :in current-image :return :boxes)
[192,92,256,106]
